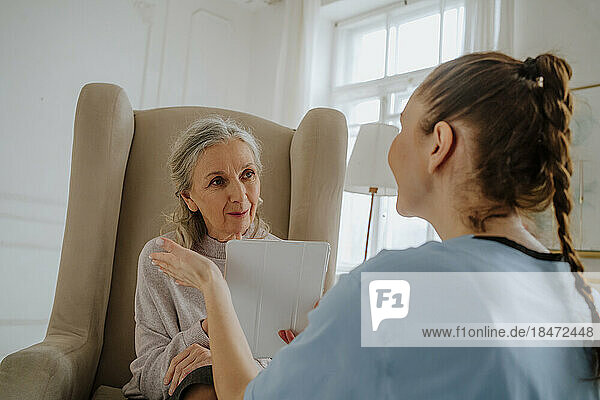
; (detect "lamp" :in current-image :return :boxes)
[344,123,399,262]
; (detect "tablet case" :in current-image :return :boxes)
[225,239,330,358]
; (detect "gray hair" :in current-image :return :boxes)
[161,115,269,248]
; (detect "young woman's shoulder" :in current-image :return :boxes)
[347,238,480,278]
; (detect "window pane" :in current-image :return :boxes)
[352,28,387,83]
[386,118,401,130]
[337,192,371,272]
[386,26,397,77]
[349,98,381,125]
[340,98,380,162]
[347,125,360,162]
[394,14,440,75]
[378,196,430,250]
[441,7,465,62]
[334,4,466,276]
[389,93,409,115]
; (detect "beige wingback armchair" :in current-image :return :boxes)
[0,83,347,399]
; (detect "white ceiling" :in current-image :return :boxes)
[227,0,282,10]
[320,0,404,22]
[322,0,600,26]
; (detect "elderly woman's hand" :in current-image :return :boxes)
[277,299,320,344]
[164,343,212,396]
[278,329,296,344]
[201,318,209,336]
[150,236,222,291]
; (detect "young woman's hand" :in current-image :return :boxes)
[150,236,222,291]
[201,299,315,346]
[278,299,320,344]
[164,343,212,396]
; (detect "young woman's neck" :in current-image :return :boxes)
[428,209,549,253]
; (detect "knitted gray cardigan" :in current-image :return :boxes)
[122,224,278,399]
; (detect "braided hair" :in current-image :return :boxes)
[415,51,600,379]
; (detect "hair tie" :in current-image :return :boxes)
[521,57,544,88]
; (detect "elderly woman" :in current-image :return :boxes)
[122,116,285,400]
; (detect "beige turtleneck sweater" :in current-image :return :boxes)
[122,224,279,400]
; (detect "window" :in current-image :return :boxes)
[333,0,465,275]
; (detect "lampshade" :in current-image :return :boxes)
[344,123,399,196]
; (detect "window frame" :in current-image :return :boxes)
[332,0,465,277]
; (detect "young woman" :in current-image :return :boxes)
[151,52,600,399]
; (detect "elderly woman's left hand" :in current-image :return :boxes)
[150,236,222,290]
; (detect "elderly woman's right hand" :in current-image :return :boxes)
[201,318,209,336]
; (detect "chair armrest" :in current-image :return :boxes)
[0,335,99,400]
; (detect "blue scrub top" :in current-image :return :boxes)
[244,234,600,399]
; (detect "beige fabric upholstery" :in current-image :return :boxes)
[92,385,127,400]
[0,83,347,399]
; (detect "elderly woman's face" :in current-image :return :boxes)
[181,139,260,241]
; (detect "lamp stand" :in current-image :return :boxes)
[365,187,378,262]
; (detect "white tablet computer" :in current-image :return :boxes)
[225,239,330,358]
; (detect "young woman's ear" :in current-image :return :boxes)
[427,121,455,174]
[180,190,199,212]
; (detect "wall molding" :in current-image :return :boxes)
[132,0,158,25]
[0,192,65,208]
[181,8,233,105]
[156,0,170,106]
[0,319,48,327]
[133,0,157,109]
[0,212,63,226]
[0,240,61,252]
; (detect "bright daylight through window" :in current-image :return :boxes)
[334,1,465,274]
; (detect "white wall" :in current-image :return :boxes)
[513,0,600,272]
[244,3,287,119]
[0,0,149,363]
[0,0,286,362]
[513,0,600,88]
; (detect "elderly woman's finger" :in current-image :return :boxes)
[178,361,206,386]
[278,330,287,342]
[284,329,296,343]
[277,329,296,344]
[165,347,190,384]
[170,355,195,395]
[177,369,190,386]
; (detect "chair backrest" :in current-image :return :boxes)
[55,84,347,393]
